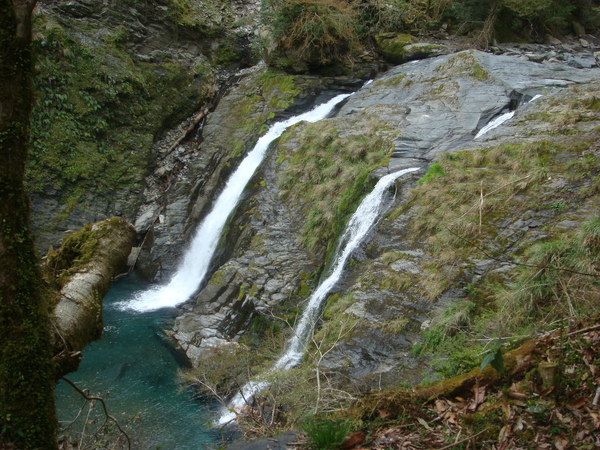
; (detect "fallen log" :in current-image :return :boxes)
[414,338,543,400]
[47,217,136,376]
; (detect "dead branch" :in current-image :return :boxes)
[163,107,210,157]
[61,377,132,450]
[437,427,492,449]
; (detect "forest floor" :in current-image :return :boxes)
[288,317,600,449]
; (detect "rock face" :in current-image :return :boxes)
[131,66,358,282]
[50,217,136,375]
[29,0,600,390]
[166,50,600,385]
[28,0,261,253]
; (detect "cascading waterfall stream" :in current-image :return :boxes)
[218,167,420,425]
[474,94,543,139]
[121,93,352,312]
[474,110,515,139]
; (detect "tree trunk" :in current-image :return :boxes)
[0,0,58,448]
[51,217,137,376]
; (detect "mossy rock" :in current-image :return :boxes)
[374,33,417,65]
[403,43,451,62]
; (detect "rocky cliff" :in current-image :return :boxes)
[28,0,261,252]
[28,0,600,428]
[170,49,600,392]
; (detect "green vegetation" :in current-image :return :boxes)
[416,162,445,185]
[26,12,215,232]
[341,316,600,448]
[42,217,127,294]
[165,0,232,33]
[401,118,600,377]
[302,418,350,449]
[262,0,359,71]
[224,69,307,159]
[278,118,392,256]
[260,0,599,72]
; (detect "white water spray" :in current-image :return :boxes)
[121,93,352,312]
[217,167,420,425]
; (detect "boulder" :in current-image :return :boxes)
[374,33,417,64]
[403,43,451,62]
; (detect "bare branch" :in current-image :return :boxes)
[61,377,132,450]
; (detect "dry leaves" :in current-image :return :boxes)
[346,320,600,449]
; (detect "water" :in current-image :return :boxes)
[121,93,352,313]
[55,276,219,449]
[474,94,543,139]
[474,110,515,139]
[55,92,360,446]
[218,167,420,425]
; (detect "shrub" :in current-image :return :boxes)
[262,0,359,71]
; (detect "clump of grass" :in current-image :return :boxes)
[498,217,600,328]
[302,418,351,449]
[419,299,476,353]
[379,316,410,334]
[278,119,391,255]
[417,162,445,185]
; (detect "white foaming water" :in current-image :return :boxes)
[474,110,515,139]
[218,167,420,425]
[121,93,352,312]
[475,94,543,140]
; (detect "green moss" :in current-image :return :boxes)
[374,33,416,63]
[42,218,127,295]
[435,51,489,82]
[470,61,489,81]
[237,284,248,302]
[224,70,305,159]
[26,14,215,205]
[373,74,406,88]
[165,0,232,35]
[208,268,227,287]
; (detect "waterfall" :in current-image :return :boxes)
[474,110,515,139]
[121,93,352,312]
[217,167,420,425]
[475,94,543,139]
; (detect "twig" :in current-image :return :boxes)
[163,107,210,157]
[61,377,132,450]
[437,428,491,450]
[566,323,600,337]
[593,386,600,406]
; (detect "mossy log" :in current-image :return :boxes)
[415,339,541,400]
[51,217,136,376]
